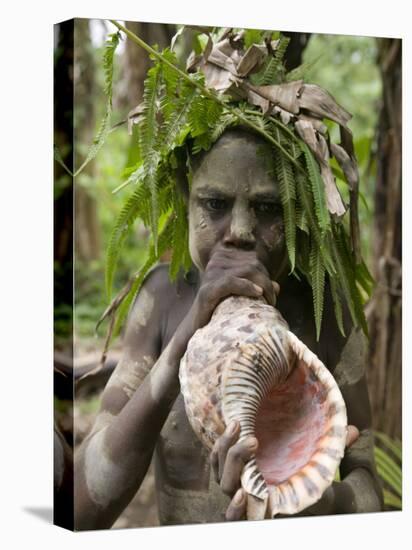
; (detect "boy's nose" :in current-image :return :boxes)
[223,203,256,250]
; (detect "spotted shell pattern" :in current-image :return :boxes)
[179,296,347,519]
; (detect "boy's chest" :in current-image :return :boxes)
[156,394,210,490]
[154,394,231,524]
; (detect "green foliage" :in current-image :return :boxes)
[99,25,371,344]
[139,58,163,248]
[285,54,323,83]
[111,215,176,341]
[302,35,381,267]
[300,142,330,235]
[309,243,326,340]
[374,431,402,510]
[250,36,290,86]
[74,32,120,177]
[272,127,296,272]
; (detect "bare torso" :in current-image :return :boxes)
[152,267,338,525]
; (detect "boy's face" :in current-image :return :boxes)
[188,131,288,280]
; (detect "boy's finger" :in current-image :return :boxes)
[220,437,258,496]
[225,488,247,521]
[211,421,240,481]
[272,281,280,296]
[346,425,360,448]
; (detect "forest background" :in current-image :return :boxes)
[53,18,402,527]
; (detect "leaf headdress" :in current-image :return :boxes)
[100,22,373,357]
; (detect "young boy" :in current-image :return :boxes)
[74,128,382,529]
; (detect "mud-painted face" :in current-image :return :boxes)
[188,130,288,280]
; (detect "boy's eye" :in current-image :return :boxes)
[205,198,227,211]
[254,202,280,214]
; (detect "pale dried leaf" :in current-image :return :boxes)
[237,44,266,77]
[295,119,319,155]
[273,105,292,125]
[299,113,327,135]
[249,80,303,114]
[171,26,186,51]
[202,63,241,92]
[207,46,237,73]
[246,88,270,113]
[203,33,213,61]
[295,120,346,217]
[186,50,202,72]
[340,126,355,157]
[318,135,346,217]
[127,102,144,135]
[270,39,280,51]
[298,84,352,127]
[330,143,359,190]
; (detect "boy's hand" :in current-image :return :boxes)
[179,247,279,345]
[212,422,360,521]
[210,420,257,521]
[291,424,360,517]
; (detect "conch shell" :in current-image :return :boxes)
[179,296,347,520]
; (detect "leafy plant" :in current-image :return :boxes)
[54,31,121,177]
[374,431,402,510]
[99,22,373,350]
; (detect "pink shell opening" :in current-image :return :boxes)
[255,357,329,485]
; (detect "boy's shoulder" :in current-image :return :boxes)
[130,263,197,323]
[142,262,197,299]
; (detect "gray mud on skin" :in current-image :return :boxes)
[333,329,366,387]
[84,428,134,508]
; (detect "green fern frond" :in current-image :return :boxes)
[294,165,335,276]
[161,48,181,98]
[249,36,289,86]
[273,129,296,271]
[383,490,402,509]
[112,215,175,339]
[140,59,164,249]
[209,111,239,143]
[112,162,144,194]
[355,259,375,298]
[273,35,290,67]
[285,54,322,83]
[188,94,224,152]
[374,432,402,509]
[309,243,326,340]
[374,431,402,462]
[334,223,368,335]
[328,224,367,335]
[106,172,175,301]
[250,56,281,86]
[295,231,310,279]
[74,32,120,177]
[103,32,121,104]
[187,94,222,138]
[328,275,346,337]
[162,84,200,150]
[295,204,309,234]
[300,142,330,235]
[374,446,402,497]
[169,191,191,280]
[105,183,149,300]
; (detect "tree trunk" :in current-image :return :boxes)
[117,21,175,111]
[283,31,311,71]
[74,19,101,262]
[366,39,402,439]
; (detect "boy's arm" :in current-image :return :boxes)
[300,327,383,516]
[74,267,185,530]
[331,328,383,513]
